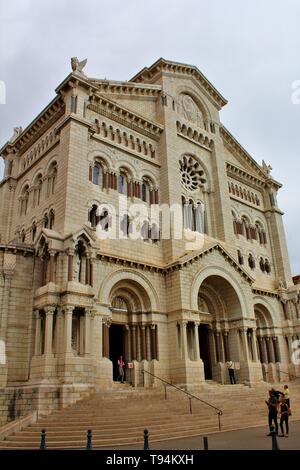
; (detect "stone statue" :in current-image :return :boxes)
[9,127,23,143]
[261,160,273,177]
[278,278,285,289]
[71,57,87,75]
[73,250,81,282]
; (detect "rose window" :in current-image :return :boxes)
[179,155,206,191]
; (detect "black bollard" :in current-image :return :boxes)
[270,425,280,451]
[144,429,150,450]
[203,436,209,450]
[86,429,92,450]
[40,429,46,450]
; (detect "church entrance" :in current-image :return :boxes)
[109,324,125,381]
[199,324,212,380]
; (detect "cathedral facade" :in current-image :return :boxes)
[0,58,299,423]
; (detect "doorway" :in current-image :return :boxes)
[109,324,125,381]
[199,324,212,380]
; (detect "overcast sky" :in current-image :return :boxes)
[0,0,299,274]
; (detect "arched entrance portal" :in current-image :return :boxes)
[108,279,158,384]
[196,275,243,383]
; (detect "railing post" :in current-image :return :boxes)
[164,384,167,400]
[189,397,192,414]
[40,429,46,450]
[144,429,150,450]
[270,425,280,450]
[218,412,222,432]
[203,436,209,450]
[86,429,92,450]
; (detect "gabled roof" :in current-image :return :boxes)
[130,58,228,109]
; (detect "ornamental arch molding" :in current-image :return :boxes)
[190,265,249,317]
[98,268,160,312]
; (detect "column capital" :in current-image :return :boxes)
[49,249,56,257]
[65,306,74,315]
[45,305,56,315]
[85,308,92,317]
[33,309,40,319]
[194,321,200,327]
[150,324,156,330]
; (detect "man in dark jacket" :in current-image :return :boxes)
[266,389,279,435]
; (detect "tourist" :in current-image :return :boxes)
[266,389,279,435]
[283,385,290,408]
[117,355,125,383]
[279,397,290,437]
[226,360,236,384]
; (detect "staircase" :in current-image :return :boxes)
[0,381,299,449]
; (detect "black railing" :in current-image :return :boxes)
[141,369,223,431]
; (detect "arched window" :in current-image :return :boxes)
[20,185,29,216]
[142,180,151,203]
[31,222,37,241]
[33,175,43,207]
[120,214,131,236]
[195,202,205,233]
[151,223,159,243]
[141,220,149,241]
[49,210,55,229]
[259,257,266,272]
[238,250,244,265]
[99,208,109,231]
[89,204,98,228]
[265,259,271,274]
[43,214,49,228]
[242,217,251,240]
[92,162,103,187]
[47,162,57,196]
[248,253,255,270]
[118,171,129,195]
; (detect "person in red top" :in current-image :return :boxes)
[117,355,125,383]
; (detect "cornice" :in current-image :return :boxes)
[0,97,65,157]
[226,162,266,188]
[88,79,162,97]
[130,58,228,109]
[221,126,282,189]
[252,288,280,299]
[87,94,164,141]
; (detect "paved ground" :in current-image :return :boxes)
[104,420,300,451]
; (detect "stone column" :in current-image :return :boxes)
[146,326,151,361]
[240,328,250,362]
[125,325,131,362]
[194,322,201,361]
[141,326,146,360]
[131,325,137,360]
[49,251,56,283]
[214,332,220,362]
[247,330,254,361]
[55,307,64,355]
[44,306,55,356]
[181,321,188,360]
[85,256,90,286]
[216,331,224,362]
[89,259,94,287]
[258,337,264,363]
[136,325,141,361]
[64,306,74,354]
[223,331,230,361]
[150,324,157,360]
[67,250,74,282]
[34,310,42,356]
[266,336,275,363]
[261,337,268,363]
[102,320,111,358]
[84,309,92,355]
[80,256,86,284]
[251,328,259,362]
[273,337,281,363]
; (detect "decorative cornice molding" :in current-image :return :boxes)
[130,58,228,109]
[87,95,164,141]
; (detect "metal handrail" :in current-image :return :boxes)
[277,370,300,381]
[141,369,223,431]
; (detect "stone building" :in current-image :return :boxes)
[0,58,299,422]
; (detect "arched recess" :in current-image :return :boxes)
[191,265,248,317]
[175,84,212,121]
[98,269,160,312]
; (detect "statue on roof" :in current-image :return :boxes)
[261,160,273,177]
[71,57,87,76]
[9,127,22,142]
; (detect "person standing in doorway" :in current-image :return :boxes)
[226,360,236,384]
[117,355,125,383]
